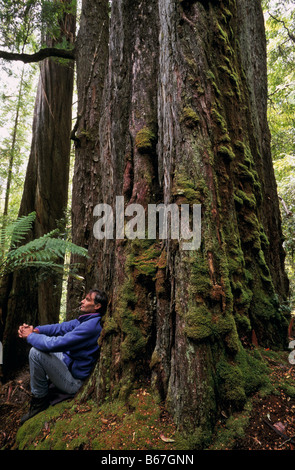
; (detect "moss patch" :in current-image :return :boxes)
[215,346,271,412]
[172,166,208,203]
[181,106,200,128]
[135,126,156,154]
[127,240,161,279]
[14,388,178,451]
[217,144,235,161]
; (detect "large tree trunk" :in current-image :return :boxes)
[1,7,76,378]
[72,0,289,442]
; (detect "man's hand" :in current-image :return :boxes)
[18,324,34,338]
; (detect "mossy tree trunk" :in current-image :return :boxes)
[72,0,289,442]
[1,5,76,378]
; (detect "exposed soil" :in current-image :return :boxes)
[234,392,295,450]
[1,350,295,451]
[232,352,295,451]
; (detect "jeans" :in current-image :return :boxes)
[29,347,84,398]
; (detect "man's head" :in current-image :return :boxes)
[80,289,108,315]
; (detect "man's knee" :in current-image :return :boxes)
[29,346,44,363]
[29,346,37,359]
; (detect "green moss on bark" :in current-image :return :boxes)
[135,126,156,154]
[181,106,200,128]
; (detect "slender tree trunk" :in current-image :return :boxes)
[3,68,25,220]
[72,0,289,442]
[1,5,76,378]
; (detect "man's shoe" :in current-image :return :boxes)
[20,394,50,425]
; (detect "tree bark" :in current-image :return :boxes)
[67,0,110,317]
[1,5,76,378]
[72,0,289,442]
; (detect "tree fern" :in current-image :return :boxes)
[0,212,88,279]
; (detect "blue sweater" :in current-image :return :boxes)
[27,313,102,379]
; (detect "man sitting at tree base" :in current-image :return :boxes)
[18,289,107,425]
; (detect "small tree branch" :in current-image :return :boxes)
[278,196,293,217]
[0,47,75,63]
[268,12,295,44]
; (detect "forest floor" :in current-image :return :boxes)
[1,347,295,452]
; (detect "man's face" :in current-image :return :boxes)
[80,292,100,313]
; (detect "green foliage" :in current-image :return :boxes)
[0,212,88,280]
[263,2,295,308]
[0,212,36,252]
[0,0,39,52]
[0,0,77,53]
[265,3,295,158]
[0,64,38,220]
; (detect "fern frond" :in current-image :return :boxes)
[4,235,88,272]
[0,212,36,251]
[0,212,89,279]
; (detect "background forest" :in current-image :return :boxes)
[264,0,295,306]
[0,0,295,452]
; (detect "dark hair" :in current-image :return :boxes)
[89,289,108,315]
